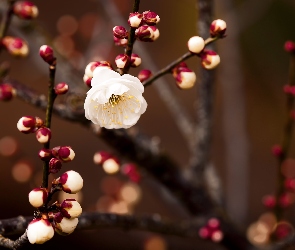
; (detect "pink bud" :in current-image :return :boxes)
[84,61,112,78]
[28,188,48,207]
[142,11,160,25]
[49,158,62,174]
[262,194,276,208]
[285,178,295,191]
[121,163,141,183]
[138,69,152,82]
[135,25,159,42]
[17,116,36,134]
[58,146,75,162]
[13,1,38,19]
[200,50,220,69]
[115,54,130,69]
[83,74,92,88]
[210,19,227,38]
[175,68,196,89]
[39,45,55,65]
[2,36,28,57]
[113,26,128,39]
[51,146,60,158]
[54,82,68,95]
[172,62,189,78]
[279,193,294,208]
[198,227,211,239]
[93,151,112,165]
[0,83,16,101]
[207,218,220,230]
[58,170,83,194]
[131,53,141,67]
[284,41,295,53]
[38,148,52,161]
[187,36,205,54]
[271,144,283,157]
[113,36,128,47]
[128,12,143,28]
[35,127,51,144]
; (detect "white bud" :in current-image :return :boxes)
[61,199,82,218]
[55,217,79,235]
[187,36,205,54]
[27,219,54,244]
[201,50,220,69]
[176,71,197,89]
[28,188,48,208]
[58,170,83,194]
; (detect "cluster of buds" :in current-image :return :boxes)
[262,192,295,209]
[13,1,38,19]
[0,83,16,101]
[172,62,196,90]
[93,151,120,174]
[121,163,141,183]
[39,146,75,174]
[114,53,142,69]
[198,218,224,242]
[1,36,28,57]
[27,170,83,244]
[83,61,112,88]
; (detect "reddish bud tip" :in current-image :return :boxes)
[39,45,55,65]
[113,26,128,39]
[17,116,36,134]
[200,50,220,69]
[210,19,227,38]
[115,54,130,69]
[271,144,283,157]
[13,1,38,20]
[2,36,28,57]
[0,83,16,101]
[284,41,295,54]
[142,11,160,25]
[262,194,276,209]
[131,53,142,67]
[138,69,152,82]
[128,12,143,28]
[58,146,75,162]
[49,158,62,174]
[113,36,128,47]
[38,148,52,161]
[54,82,69,95]
[35,127,51,144]
[135,25,159,42]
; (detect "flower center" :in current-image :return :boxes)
[108,94,122,107]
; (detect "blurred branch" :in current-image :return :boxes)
[0,232,28,250]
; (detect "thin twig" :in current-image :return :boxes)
[0,0,15,40]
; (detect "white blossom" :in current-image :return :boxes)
[84,67,147,129]
[27,219,54,244]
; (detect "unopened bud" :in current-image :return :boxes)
[131,53,141,67]
[113,36,128,47]
[54,82,68,95]
[138,69,152,82]
[121,163,141,182]
[128,12,143,28]
[2,36,28,57]
[102,157,120,174]
[115,54,130,69]
[58,170,83,194]
[284,41,295,53]
[28,188,48,208]
[135,25,159,42]
[27,218,54,244]
[83,74,92,88]
[36,127,51,144]
[17,116,36,134]
[35,116,44,128]
[279,193,294,208]
[60,199,82,218]
[93,151,112,165]
[262,194,276,209]
[84,61,112,79]
[271,144,283,157]
[200,50,220,69]
[49,158,62,174]
[175,68,196,89]
[113,26,128,39]
[142,11,160,25]
[211,230,224,242]
[187,36,205,54]
[39,45,55,65]
[58,146,75,162]
[38,148,52,161]
[13,1,38,20]
[54,217,79,235]
[285,178,295,191]
[172,62,189,78]
[0,83,16,101]
[210,19,227,38]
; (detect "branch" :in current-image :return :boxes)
[0,232,28,250]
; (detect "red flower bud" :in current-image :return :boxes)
[54,82,69,95]
[284,41,295,54]
[0,83,16,101]
[13,1,38,20]
[142,11,160,25]
[128,12,143,28]
[39,45,56,65]
[2,36,28,57]
[113,26,128,39]
[35,127,51,144]
[138,69,152,82]
[49,158,62,174]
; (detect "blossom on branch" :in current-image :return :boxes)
[84,67,147,129]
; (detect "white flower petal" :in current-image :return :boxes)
[91,67,121,87]
[105,83,129,99]
[121,74,144,93]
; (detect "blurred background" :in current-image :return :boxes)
[0,0,295,249]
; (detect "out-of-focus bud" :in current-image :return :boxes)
[113,36,128,47]
[13,1,38,20]
[210,19,227,38]
[175,68,196,89]
[135,25,159,42]
[49,158,62,174]
[142,11,160,25]
[85,61,100,78]
[121,163,141,182]
[17,116,36,134]
[83,74,92,88]
[138,69,152,82]
[187,36,205,54]
[211,230,224,242]
[128,12,143,28]
[35,117,44,128]
[102,157,120,174]
[200,50,220,69]
[285,178,295,191]
[271,144,283,157]
[284,41,295,54]
[115,54,130,69]
[58,146,75,162]
[38,148,52,161]
[262,194,276,209]
[27,218,54,244]
[279,193,294,208]
[39,45,55,65]
[54,82,68,95]
[113,26,128,39]
[199,227,211,239]
[28,188,48,208]
[2,36,28,57]
[58,170,83,194]
[207,218,220,230]
[0,83,16,101]
[54,217,79,235]
[36,127,51,144]
[130,53,141,67]
[60,199,82,219]
[93,151,112,165]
